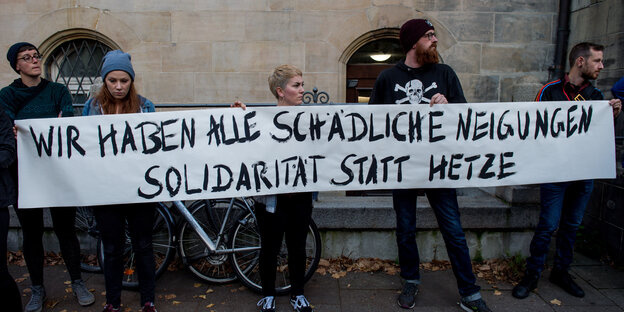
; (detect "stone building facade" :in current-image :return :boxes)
[0,0,583,105]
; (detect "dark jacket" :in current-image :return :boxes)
[0,109,16,207]
[369,60,466,105]
[535,75,604,102]
[0,78,74,121]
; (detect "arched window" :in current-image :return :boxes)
[346,38,403,103]
[44,39,113,104]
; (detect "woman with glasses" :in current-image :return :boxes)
[0,42,95,312]
[255,64,314,312]
[82,50,158,312]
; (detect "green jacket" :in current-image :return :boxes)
[0,78,74,121]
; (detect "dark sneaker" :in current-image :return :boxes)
[257,296,276,312]
[141,302,157,312]
[72,279,95,306]
[549,268,585,297]
[459,298,492,312]
[512,273,539,299]
[102,304,120,312]
[290,295,313,312]
[25,285,46,312]
[397,282,418,309]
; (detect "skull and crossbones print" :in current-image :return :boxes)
[394,79,438,104]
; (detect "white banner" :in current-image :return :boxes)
[16,101,615,208]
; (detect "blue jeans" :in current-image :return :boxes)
[526,180,594,274]
[393,188,480,298]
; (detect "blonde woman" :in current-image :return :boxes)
[256,65,314,312]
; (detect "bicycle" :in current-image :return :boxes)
[75,197,322,293]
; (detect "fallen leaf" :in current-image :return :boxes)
[64,288,72,293]
[15,277,26,283]
[494,290,502,296]
[550,299,561,306]
[172,301,181,305]
[206,288,214,294]
[206,303,215,308]
[45,299,60,308]
[194,283,202,288]
[63,280,71,285]
[194,294,206,299]
[164,294,177,300]
[331,271,347,279]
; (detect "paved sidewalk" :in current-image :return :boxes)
[8,253,624,312]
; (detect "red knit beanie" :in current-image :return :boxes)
[400,19,435,53]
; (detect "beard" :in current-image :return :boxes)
[580,67,599,80]
[416,43,440,65]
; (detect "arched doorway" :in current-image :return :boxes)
[345,31,403,103]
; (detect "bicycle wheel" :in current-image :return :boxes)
[178,199,251,283]
[98,203,175,290]
[75,206,102,273]
[230,213,321,295]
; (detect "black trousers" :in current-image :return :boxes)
[15,205,81,285]
[1,206,21,311]
[95,203,155,307]
[257,193,313,297]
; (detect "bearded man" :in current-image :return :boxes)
[369,19,491,312]
[512,42,621,300]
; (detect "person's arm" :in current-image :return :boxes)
[0,109,16,168]
[82,98,92,116]
[58,85,74,117]
[143,98,156,113]
[368,73,387,105]
[0,89,17,121]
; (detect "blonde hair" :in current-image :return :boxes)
[268,64,302,99]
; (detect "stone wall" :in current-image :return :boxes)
[0,0,561,104]
[569,0,623,95]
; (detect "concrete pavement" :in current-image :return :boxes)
[8,253,624,312]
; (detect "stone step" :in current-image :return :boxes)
[312,187,540,230]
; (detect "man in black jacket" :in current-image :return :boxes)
[369,19,490,312]
[512,42,621,300]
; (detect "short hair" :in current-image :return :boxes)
[268,64,302,99]
[568,42,604,67]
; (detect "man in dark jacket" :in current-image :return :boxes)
[513,42,621,300]
[369,19,490,312]
[0,42,95,312]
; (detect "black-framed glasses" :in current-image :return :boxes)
[17,53,43,63]
[423,32,437,40]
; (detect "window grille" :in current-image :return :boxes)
[45,39,112,104]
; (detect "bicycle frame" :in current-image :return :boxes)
[172,198,260,255]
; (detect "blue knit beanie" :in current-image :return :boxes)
[101,50,135,81]
[7,42,38,73]
[612,77,624,101]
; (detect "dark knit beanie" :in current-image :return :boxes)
[101,50,135,81]
[7,42,38,73]
[400,19,435,53]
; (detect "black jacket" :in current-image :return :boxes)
[535,75,604,102]
[369,60,466,105]
[0,109,15,207]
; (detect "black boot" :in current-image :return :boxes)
[512,272,539,299]
[549,268,585,297]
